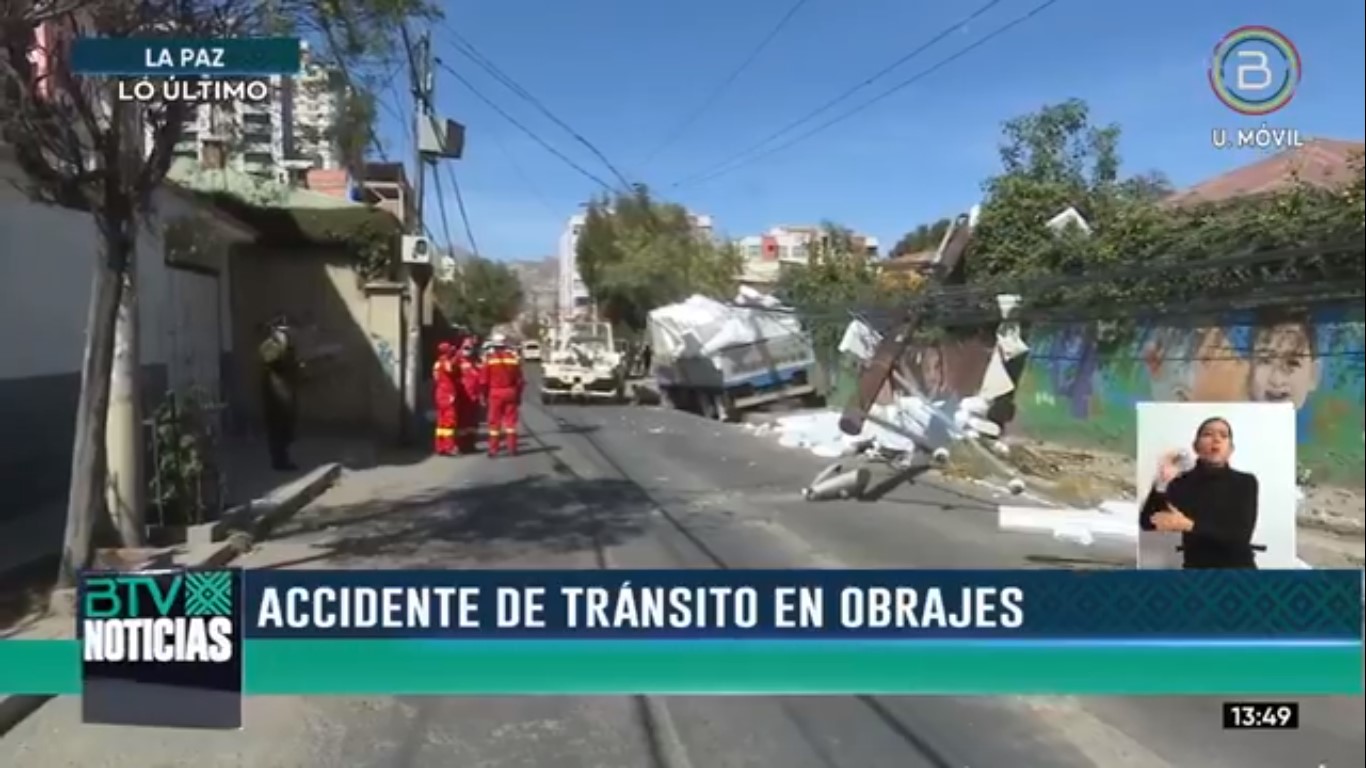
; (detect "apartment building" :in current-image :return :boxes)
[557,210,713,320]
[171,43,346,177]
[737,225,880,264]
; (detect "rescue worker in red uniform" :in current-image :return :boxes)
[480,333,525,457]
[432,341,458,455]
[454,336,484,454]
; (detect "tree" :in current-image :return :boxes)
[776,223,900,355]
[967,98,1175,280]
[960,99,1363,320]
[575,185,741,330]
[433,257,525,337]
[889,218,953,259]
[0,0,433,592]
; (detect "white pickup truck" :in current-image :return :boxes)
[539,322,627,403]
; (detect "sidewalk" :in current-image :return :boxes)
[0,434,383,580]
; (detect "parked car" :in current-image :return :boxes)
[522,340,542,362]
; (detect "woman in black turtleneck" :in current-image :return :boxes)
[1139,416,1260,569]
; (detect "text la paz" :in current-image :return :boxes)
[144,47,225,69]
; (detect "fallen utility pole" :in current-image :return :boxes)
[839,212,975,437]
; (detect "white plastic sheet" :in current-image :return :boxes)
[646,293,806,362]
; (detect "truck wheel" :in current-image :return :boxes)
[698,392,717,420]
[714,394,736,423]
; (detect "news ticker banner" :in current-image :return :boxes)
[0,569,1360,727]
[70,37,302,77]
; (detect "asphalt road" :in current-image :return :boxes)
[2,385,1361,767]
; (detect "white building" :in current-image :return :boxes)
[170,43,346,178]
[558,209,714,320]
[737,225,879,264]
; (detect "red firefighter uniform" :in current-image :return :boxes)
[480,339,525,456]
[431,342,458,455]
[454,337,484,454]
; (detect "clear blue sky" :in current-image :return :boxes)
[371,0,1365,261]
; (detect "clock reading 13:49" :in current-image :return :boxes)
[1221,701,1301,729]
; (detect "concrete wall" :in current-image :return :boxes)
[1015,304,1366,487]
[0,157,234,520]
[228,246,404,440]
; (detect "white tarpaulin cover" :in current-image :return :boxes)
[647,292,806,361]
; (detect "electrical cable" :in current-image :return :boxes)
[669,0,1003,188]
[438,23,634,189]
[431,151,457,253]
[673,0,1063,190]
[446,162,481,258]
[434,58,616,191]
[640,0,815,169]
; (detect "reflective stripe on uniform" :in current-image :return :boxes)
[487,428,501,437]
[434,427,455,437]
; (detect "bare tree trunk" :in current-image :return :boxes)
[106,265,144,545]
[53,244,128,591]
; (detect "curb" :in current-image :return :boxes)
[0,462,341,739]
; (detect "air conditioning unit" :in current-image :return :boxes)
[401,235,432,265]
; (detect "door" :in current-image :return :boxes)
[166,267,222,409]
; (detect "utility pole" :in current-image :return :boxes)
[402,27,433,442]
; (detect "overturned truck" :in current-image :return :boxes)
[646,293,824,421]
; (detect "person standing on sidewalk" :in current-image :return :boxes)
[455,335,484,454]
[432,341,458,456]
[259,315,301,471]
[481,333,524,457]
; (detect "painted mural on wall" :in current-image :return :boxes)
[1015,305,1366,487]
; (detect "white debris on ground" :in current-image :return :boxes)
[753,296,1029,467]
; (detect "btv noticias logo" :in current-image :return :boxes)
[82,570,234,662]
[79,568,243,728]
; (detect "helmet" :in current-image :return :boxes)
[490,333,508,347]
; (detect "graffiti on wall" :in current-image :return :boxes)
[1015,305,1366,486]
[370,334,398,385]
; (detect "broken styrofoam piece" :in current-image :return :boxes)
[1007,477,1026,495]
[838,320,882,362]
[998,504,1138,542]
[1052,526,1095,546]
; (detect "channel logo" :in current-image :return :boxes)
[79,568,242,728]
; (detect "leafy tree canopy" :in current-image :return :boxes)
[889,218,953,259]
[575,186,741,330]
[963,99,1364,317]
[776,223,913,354]
[433,257,524,337]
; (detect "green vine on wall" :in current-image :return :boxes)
[150,390,223,528]
[203,192,402,281]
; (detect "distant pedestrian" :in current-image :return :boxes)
[259,315,300,471]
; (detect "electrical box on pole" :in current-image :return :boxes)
[419,116,465,159]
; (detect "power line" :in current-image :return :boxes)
[445,163,481,258]
[434,58,616,191]
[430,148,457,252]
[672,0,1057,191]
[438,23,634,189]
[640,0,815,169]
[489,128,561,218]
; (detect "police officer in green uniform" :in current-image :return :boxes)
[259,315,300,470]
